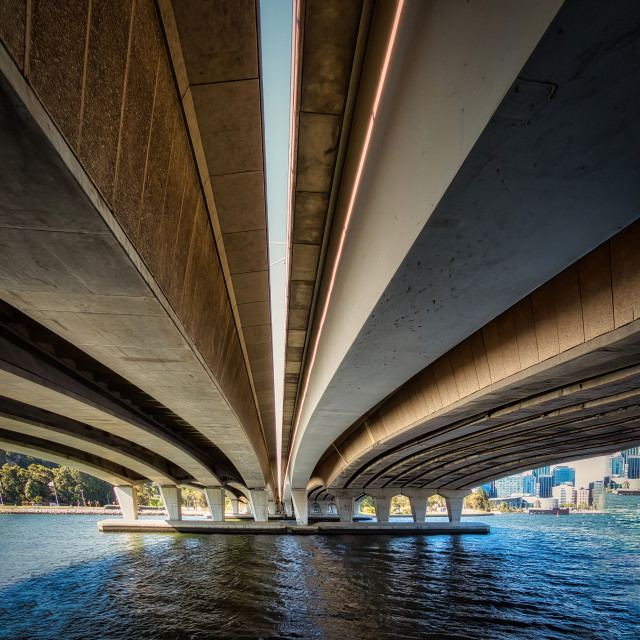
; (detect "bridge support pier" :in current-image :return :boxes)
[284,498,293,517]
[332,490,359,522]
[410,497,427,523]
[203,487,225,521]
[160,486,182,521]
[248,489,268,522]
[291,489,309,525]
[114,485,138,520]
[229,497,239,516]
[373,496,391,522]
[268,500,276,516]
[440,490,468,523]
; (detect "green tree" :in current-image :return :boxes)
[1,464,28,504]
[428,494,445,511]
[359,495,375,514]
[52,467,80,504]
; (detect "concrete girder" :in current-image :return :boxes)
[0,31,271,491]
[0,405,179,485]
[0,430,141,486]
[439,490,469,523]
[0,356,222,486]
[287,0,640,494]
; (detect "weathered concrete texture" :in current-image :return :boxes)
[77,0,132,204]
[0,0,26,71]
[289,0,640,491]
[27,0,90,145]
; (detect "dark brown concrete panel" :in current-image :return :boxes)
[112,0,162,241]
[512,298,539,370]
[77,0,132,205]
[449,340,479,399]
[191,79,262,176]
[137,54,174,265]
[28,0,89,145]
[531,281,560,361]
[232,271,269,305]
[211,171,266,233]
[147,111,184,291]
[301,0,363,114]
[295,112,341,192]
[552,264,585,352]
[224,230,268,275]
[611,221,640,327]
[0,0,26,70]
[579,243,615,341]
[293,192,329,244]
[172,0,258,85]
[180,195,208,330]
[167,174,199,305]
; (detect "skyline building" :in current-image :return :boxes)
[621,448,639,464]
[590,480,604,507]
[536,474,553,499]
[607,454,624,476]
[522,474,536,495]
[552,484,577,505]
[532,467,550,480]
[552,466,576,487]
[627,455,640,480]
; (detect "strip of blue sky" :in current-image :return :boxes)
[260,0,293,483]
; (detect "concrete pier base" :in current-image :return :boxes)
[98,519,490,535]
[248,489,268,522]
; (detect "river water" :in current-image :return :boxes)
[1,497,639,640]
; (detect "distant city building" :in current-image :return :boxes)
[522,474,536,495]
[495,475,524,498]
[621,448,639,464]
[605,475,625,490]
[590,480,604,506]
[576,487,590,506]
[552,484,577,505]
[536,475,553,499]
[532,467,550,481]
[552,466,576,487]
[607,454,624,476]
[478,482,495,498]
[627,455,640,480]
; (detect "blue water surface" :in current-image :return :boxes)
[1,497,639,640]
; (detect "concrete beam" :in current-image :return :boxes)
[114,485,138,521]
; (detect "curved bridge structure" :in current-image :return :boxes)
[1,0,640,529]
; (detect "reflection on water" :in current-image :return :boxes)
[0,496,639,639]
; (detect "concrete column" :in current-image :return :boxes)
[440,490,468,523]
[267,500,276,516]
[410,496,428,523]
[160,485,182,521]
[353,496,365,516]
[374,495,391,522]
[284,499,293,517]
[203,486,225,521]
[248,489,268,522]
[114,485,138,520]
[291,489,309,525]
[229,497,239,515]
[336,495,354,522]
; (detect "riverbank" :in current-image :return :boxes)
[0,506,205,516]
